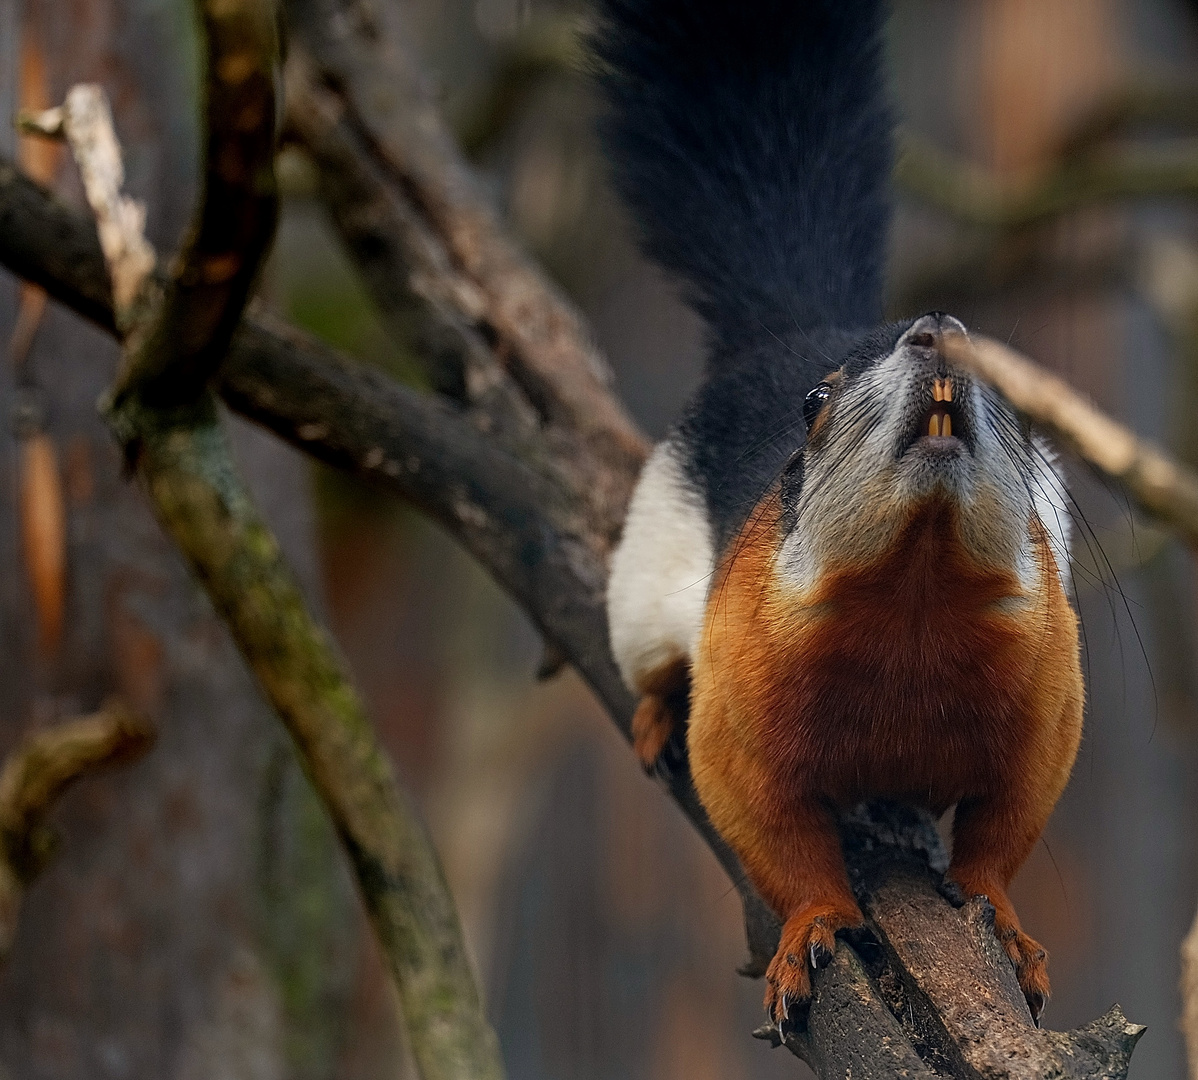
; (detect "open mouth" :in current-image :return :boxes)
[904,377,970,454]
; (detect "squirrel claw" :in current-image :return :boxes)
[1026,990,1047,1027]
[763,907,861,1023]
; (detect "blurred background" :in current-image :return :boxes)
[2,0,1198,1077]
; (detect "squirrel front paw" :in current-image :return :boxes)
[764,904,863,1026]
[995,918,1050,1025]
[954,878,1051,1025]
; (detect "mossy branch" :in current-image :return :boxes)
[17,0,509,1075]
[123,395,505,1080]
[0,700,152,962]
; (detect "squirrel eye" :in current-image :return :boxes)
[802,382,832,430]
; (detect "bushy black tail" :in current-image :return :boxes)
[593,0,892,344]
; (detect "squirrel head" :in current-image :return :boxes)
[776,312,1070,598]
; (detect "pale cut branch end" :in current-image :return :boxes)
[24,85,158,318]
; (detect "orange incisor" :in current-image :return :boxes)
[929,378,953,437]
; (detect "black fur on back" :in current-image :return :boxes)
[593,0,893,344]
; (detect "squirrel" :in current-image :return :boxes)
[595,0,1083,1027]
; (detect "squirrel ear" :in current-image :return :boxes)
[780,448,804,527]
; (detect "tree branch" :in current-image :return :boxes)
[130,393,507,1080]
[0,700,153,962]
[0,159,116,332]
[282,0,646,543]
[110,0,278,404]
[897,130,1198,228]
[20,3,507,1075]
[942,331,1198,545]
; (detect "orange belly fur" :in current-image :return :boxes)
[689,487,1083,920]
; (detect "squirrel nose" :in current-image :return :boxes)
[904,312,968,352]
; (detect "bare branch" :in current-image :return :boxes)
[0,700,153,961]
[1057,79,1198,159]
[281,48,533,419]
[942,331,1198,544]
[19,87,154,318]
[283,0,646,542]
[0,159,116,331]
[897,130,1198,228]
[108,0,279,406]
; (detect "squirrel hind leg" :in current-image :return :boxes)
[630,658,690,771]
[765,903,864,1029]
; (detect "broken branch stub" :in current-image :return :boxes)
[19,85,155,321]
[0,701,153,963]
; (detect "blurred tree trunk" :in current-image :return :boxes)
[0,3,360,1079]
